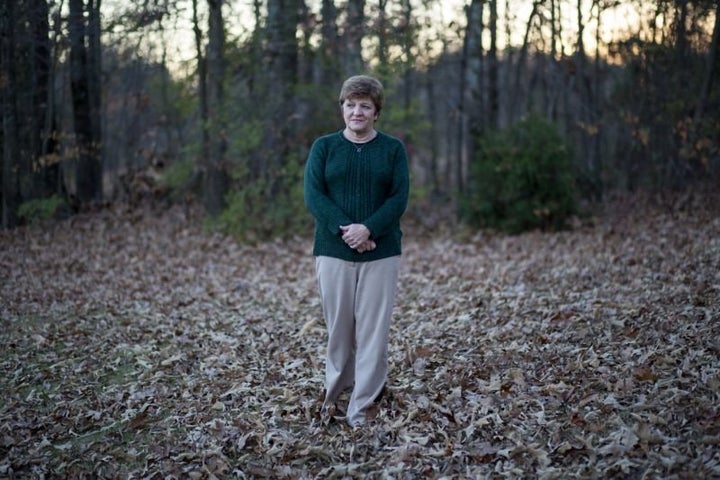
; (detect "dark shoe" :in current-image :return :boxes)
[374,384,387,403]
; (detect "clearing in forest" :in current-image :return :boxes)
[1,195,719,478]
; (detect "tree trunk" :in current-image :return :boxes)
[192,0,209,167]
[203,0,229,217]
[69,0,101,206]
[511,1,541,123]
[298,0,314,83]
[344,0,365,76]
[550,0,557,59]
[488,0,499,129]
[401,0,414,125]
[28,0,51,198]
[466,0,485,139]
[694,0,720,126]
[261,0,298,187]
[425,78,440,195]
[591,0,603,198]
[319,0,340,87]
[462,0,486,215]
[675,0,689,62]
[35,0,62,199]
[376,0,388,68]
[87,0,102,170]
[1,0,20,228]
[248,0,263,96]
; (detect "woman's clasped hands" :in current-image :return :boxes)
[340,224,376,253]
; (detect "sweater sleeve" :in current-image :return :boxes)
[304,138,353,235]
[362,140,410,238]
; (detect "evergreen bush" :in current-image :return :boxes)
[18,195,66,225]
[213,156,311,242]
[461,114,577,234]
[160,158,196,193]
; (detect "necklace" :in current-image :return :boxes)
[344,129,377,143]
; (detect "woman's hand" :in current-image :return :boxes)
[340,224,370,250]
[355,239,376,253]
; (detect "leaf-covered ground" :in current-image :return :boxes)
[1,193,719,479]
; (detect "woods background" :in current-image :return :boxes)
[1,0,719,232]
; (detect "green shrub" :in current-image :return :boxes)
[18,195,66,225]
[213,157,312,242]
[160,158,196,192]
[461,114,577,234]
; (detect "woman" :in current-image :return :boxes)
[304,75,409,427]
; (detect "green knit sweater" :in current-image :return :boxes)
[304,130,409,262]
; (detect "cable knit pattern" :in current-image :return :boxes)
[304,130,409,262]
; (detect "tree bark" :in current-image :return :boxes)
[35,0,63,199]
[192,0,209,166]
[87,0,102,166]
[1,0,20,227]
[462,0,486,211]
[488,0,499,129]
[511,1,541,123]
[376,0,388,68]
[319,0,340,87]
[401,0,413,115]
[261,0,298,188]
[29,0,54,199]
[69,0,101,206]
[466,0,485,139]
[298,0,314,83]
[203,0,229,216]
[675,0,689,62]
[550,0,557,58]
[344,0,365,76]
[694,0,720,126]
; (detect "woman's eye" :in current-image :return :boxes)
[345,102,373,108]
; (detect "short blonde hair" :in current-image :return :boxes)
[338,75,384,114]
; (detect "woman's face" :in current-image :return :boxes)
[342,95,378,136]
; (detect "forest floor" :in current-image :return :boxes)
[1,191,719,479]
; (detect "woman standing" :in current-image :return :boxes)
[304,75,409,427]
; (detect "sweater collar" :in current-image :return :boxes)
[339,129,380,146]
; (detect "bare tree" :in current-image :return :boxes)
[193,0,208,170]
[510,1,541,123]
[88,0,102,167]
[1,0,65,227]
[259,0,299,186]
[674,0,689,62]
[28,0,55,199]
[203,0,229,216]
[376,0,389,68]
[400,0,414,112]
[344,0,366,75]
[487,0,499,129]
[694,0,720,126]
[1,0,20,227]
[466,0,485,138]
[69,0,102,206]
[459,0,485,201]
[319,0,340,86]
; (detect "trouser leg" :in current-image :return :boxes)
[346,256,400,426]
[316,256,357,409]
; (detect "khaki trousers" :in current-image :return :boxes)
[315,255,400,426]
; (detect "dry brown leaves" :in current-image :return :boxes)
[1,194,719,479]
